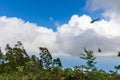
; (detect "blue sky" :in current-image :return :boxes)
[0,0,120,71]
[0,0,101,31]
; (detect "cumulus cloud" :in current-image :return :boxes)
[57,14,120,57]
[0,16,57,56]
[56,1,120,56]
[0,0,120,57]
[0,14,120,57]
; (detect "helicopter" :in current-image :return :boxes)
[90,17,100,23]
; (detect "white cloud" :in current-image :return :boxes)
[0,16,57,56]
[0,0,120,57]
[86,0,120,22]
[56,14,120,57]
[86,0,120,12]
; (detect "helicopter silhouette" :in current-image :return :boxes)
[98,48,101,52]
[90,17,100,23]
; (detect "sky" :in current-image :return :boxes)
[0,0,120,71]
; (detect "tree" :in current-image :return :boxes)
[114,65,120,73]
[4,41,30,72]
[30,55,43,71]
[52,58,62,67]
[0,47,5,73]
[39,47,52,69]
[115,51,120,73]
[0,47,4,64]
[118,51,120,57]
[80,49,99,80]
[5,44,17,71]
[80,48,97,70]
[13,41,30,66]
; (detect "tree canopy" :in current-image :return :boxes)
[0,41,119,80]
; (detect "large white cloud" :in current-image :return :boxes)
[0,0,120,57]
[0,14,120,57]
[57,14,120,57]
[0,16,57,56]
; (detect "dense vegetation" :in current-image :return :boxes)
[0,41,120,80]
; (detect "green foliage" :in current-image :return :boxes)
[4,41,31,72]
[80,48,97,70]
[39,47,62,69]
[52,58,62,67]
[114,65,120,73]
[118,51,120,57]
[39,47,53,69]
[0,41,119,80]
